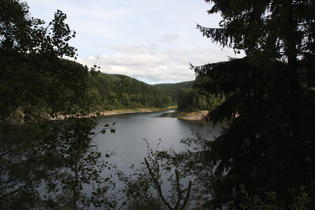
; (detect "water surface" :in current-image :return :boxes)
[92,111,220,207]
[93,111,215,173]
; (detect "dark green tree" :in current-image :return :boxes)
[0,0,78,120]
[190,0,315,208]
[38,118,116,209]
[0,1,116,209]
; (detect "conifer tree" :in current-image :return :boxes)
[191,0,315,208]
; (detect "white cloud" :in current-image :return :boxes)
[77,43,243,84]
[158,33,180,43]
[107,45,157,54]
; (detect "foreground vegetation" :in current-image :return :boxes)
[0,1,117,208]
[1,0,315,209]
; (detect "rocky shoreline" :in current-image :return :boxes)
[99,107,175,116]
[160,110,209,120]
[100,109,209,121]
[47,108,208,121]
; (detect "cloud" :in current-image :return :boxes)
[158,33,180,43]
[77,51,193,84]
[77,43,243,84]
[107,45,157,54]
[99,53,158,67]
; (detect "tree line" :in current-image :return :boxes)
[176,77,225,112]
[88,73,221,112]
[88,72,175,110]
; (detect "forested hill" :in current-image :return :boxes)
[155,80,225,112]
[88,72,178,110]
[154,81,194,103]
[154,81,194,90]
[88,72,220,112]
[154,81,194,102]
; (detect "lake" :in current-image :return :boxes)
[93,110,219,173]
[92,110,221,207]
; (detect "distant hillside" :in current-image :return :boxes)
[88,72,177,110]
[154,81,193,91]
[155,80,224,112]
[154,81,194,103]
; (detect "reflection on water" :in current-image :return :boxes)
[93,111,217,173]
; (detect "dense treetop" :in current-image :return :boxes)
[190,0,315,208]
[88,72,176,110]
[0,0,83,121]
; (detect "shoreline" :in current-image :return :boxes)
[49,107,208,121]
[101,109,209,121]
[160,110,209,121]
[8,107,208,123]
[176,110,209,120]
[99,107,175,116]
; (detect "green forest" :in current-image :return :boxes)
[1,0,315,209]
[82,71,219,113]
[88,72,175,110]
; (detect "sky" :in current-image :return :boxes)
[28,0,243,84]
